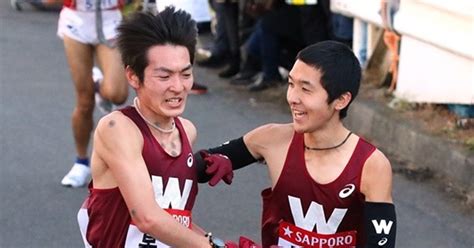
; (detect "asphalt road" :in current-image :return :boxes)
[1,4,473,247]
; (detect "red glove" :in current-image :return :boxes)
[225,241,238,248]
[239,236,261,248]
[223,237,261,248]
[200,150,234,186]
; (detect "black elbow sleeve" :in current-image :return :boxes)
[208,137,257,170]
[194,137,257,183]
[364,202,397,248]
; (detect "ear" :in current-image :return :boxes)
[334,92,352,111]
[125,66,140,89]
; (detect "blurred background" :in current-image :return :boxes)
[1,0,473,247]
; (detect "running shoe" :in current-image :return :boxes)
[195,48,212,63]
[248,75,283,92]
[93,67,113,114]
[61,163,91,188]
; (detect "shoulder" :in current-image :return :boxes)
[95,111,141,144]
[97,111,136,134]
[93,111,145,167]
[363,149,392,179]
[244,123,294,155]
[177,116,197,145]
[246,123,293,142]
[361,148,393,203]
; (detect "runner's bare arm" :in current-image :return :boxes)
[195,123,292,185]
[191,222,206,235]
[243,123,293,162]
[360,150,393,203]
[93,112,210,247]
[360,150,396,248]
[244,123,293,186]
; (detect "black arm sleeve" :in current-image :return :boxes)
[194,137,257,183]
[364,202,397,248]
[207,137,257,170]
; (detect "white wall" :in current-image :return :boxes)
[156,0,211,23]
[331,0,474,104]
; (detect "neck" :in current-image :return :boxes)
[133,97,175,133]
[304,125,350,150]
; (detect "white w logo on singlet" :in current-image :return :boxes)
[288,196,347,234]
[152,176,192,210]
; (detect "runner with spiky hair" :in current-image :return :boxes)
[77,8,225,247]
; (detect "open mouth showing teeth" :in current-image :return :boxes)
[166,97,182,103]
[165,97,184,108]
[293,110,305,116]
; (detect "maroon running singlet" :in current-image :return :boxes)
[261,132,375,248]
[77,106,198,248]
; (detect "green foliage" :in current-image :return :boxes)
[121,0,141,17]
[465,137,474,151]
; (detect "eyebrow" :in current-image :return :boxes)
[153,64,193,73]
[288,74,312,86]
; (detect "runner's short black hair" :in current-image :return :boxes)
[116,6,197,83]
[296,41,361,119]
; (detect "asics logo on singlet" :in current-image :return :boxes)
[378,237,388,246]
[338,184,355,198]
[186,153,193,167]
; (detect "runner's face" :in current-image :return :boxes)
[138,45,193,118]
[287,60,337,133]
